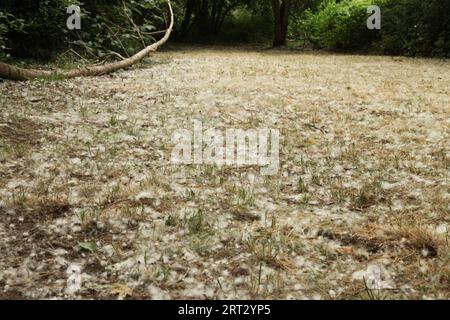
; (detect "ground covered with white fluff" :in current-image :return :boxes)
[0,47,449,299]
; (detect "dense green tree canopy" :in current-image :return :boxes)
[0,0,449,59]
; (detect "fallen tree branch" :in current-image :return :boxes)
[0,0,173,81]
[102,51,128,61]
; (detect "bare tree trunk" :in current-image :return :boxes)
[272,0,291,47]
[0,0,174,81]
[214,0,229,35]
[195,0,211,36]
[179,0,195,38]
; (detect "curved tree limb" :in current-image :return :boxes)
[0,0,173,81]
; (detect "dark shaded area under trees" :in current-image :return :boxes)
[0,0,449,63]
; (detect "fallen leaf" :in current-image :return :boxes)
[78,242,97,253]
[111,283,133,300]
[336,246,353,255]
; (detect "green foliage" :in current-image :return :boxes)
[0,0,164,60]
[0,9,26,57]
[217,8,274,44]
[379,0,450,57]
[298,0,450,57]
[176,0,243,41]
[1,0,449,59]
[73,1,164,59]
[0,12,6,51]
[299,0,379,50]
[1,0,79,59]
[0,12,8,55]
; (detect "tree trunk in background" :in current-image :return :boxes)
[179,0,195,38]
[0,0,174,81]
[196,0,211,36]
[214,0,230,35]
[191,0,232,37]
[272,0,291,47]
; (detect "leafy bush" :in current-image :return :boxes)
[298,0,450,57]
[0,12,7,55]
[0,0,79,60]
[379,0,450,57]
[0,0,164,60]
[300,0,379,50]
[0,9,25,58]
[74,0,164,58]
[218,8,273,44]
